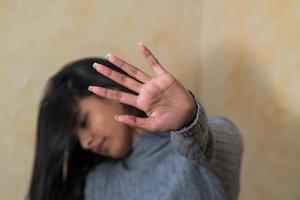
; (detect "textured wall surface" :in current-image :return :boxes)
[0,1,299,199]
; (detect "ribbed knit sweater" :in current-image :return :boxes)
[84,94,244,200]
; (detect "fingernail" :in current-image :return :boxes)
[94,63,104,72]
[114,115,119,121]
[106,53,111,58]
[138,42,143,46]
[88,86,93,91]
[92,63,99,69]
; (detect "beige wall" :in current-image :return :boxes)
[0,1,299,199]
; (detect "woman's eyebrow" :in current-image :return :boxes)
[80,111,90,121]
[76,110,88,124]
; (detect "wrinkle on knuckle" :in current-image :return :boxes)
[118,59,125,67]
[106,68,112,77]
[135,82,141,91]
[120,74,127,84]
[144,50,151,57]
[131,67,138,76]
[103,88,108,97]
[116,91,122,101]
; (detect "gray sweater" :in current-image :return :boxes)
[85,95,244,200]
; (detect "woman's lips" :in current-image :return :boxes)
[96,139,107,154]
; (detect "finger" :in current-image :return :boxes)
[88,86,137,107]
[93,63,142,94]
[138,42,167,75]
[114,115,156,131]
[106,54,152,83]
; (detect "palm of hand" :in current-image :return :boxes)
[89,43,196,132]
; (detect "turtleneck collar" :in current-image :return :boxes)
[121,131,171,167]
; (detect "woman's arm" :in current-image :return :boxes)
[170,93,244,200]
[89,43,243,199]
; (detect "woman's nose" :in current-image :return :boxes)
[81,134,94,150]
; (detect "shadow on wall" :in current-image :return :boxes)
[199,42,299,199]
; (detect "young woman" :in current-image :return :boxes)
[28,43,243,200]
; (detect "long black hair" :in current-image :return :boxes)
[28,57,144,200]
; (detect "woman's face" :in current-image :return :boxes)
[76,95,141,159]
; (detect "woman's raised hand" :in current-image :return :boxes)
[89,43,196,132]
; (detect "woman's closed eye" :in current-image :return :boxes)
[78,113,89,129]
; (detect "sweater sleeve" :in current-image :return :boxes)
[170,92,244,200]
